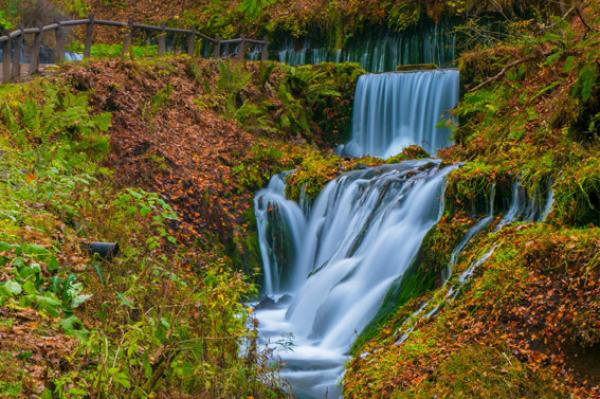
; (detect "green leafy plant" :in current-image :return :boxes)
[112,188,178,250]
[0,242,90,338]
[0,10,12,30]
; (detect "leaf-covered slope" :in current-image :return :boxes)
[62,58,363,270]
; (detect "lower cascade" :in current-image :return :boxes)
[254,160,457,398]
[341,69,460,158]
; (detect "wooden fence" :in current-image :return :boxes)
[0,15,269,83]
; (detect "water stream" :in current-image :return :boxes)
[252,65,551,397]
[254,160,456,398]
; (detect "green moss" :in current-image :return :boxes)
[386,145,430,164]
[232,143,289,192]
[285,150,343,201]
[445,162,512,215]
[554,158,600,226]
[394,345,566,399]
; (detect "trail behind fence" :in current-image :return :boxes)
[0,15,269,83]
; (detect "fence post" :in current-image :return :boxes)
[2,31,11,83]
[261,39,269,61]
[158,24,166,56]
[237,37,245,60]
[213,39,220,58]
[187,28,195,56]
[30,23,43,75]
[122,17,133,58]
[11,26,23,81]
[84,14,94,59]
[55,20,65,65]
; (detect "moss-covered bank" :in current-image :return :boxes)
[346,5,600,399]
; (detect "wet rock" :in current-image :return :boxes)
[254,297,277,310]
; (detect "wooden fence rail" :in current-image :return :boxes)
[0,14,269,83]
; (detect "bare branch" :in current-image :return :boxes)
[576,2,599,38]
[468,51,549,92]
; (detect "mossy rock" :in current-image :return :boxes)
[386,145,430,164]
[445,162,513,216]
[396,63,438,72]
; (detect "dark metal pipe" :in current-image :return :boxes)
[84,242,120,260]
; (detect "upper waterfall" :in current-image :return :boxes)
[275,20,457,72]
[342,69,460,158]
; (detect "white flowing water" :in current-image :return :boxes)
[395,179,555,346]
[254,160,456,398]
[341,70,460,158]
[496,179,554,231]
[255,174,307,296]
[276,21,457,72]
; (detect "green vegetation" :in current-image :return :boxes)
[68,42,159,58]
[191,60,364,145]
[0,1,598,398]
[285,150,342,201]
[0,9,12,29]
[394,345,564,399]
[0,80,281,398]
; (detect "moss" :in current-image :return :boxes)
[553,158,600,226]
[285,150,343,201]
[394,345,566,399]
[224,207,265,295]
[445,162,513,216]
[396,63,438,71]
[386,145,430,164]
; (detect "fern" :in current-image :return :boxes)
[236,0,276,21]
[1,83,111,159]
[574,64,598,103]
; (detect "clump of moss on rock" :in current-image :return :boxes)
[445,162,513,216]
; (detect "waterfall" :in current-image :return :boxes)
[254,160,456,398]
[252,58,550,397]
[255,173,306,296]
[394,179,555,347]
[342,70,460,158]
[274,21,457,72]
